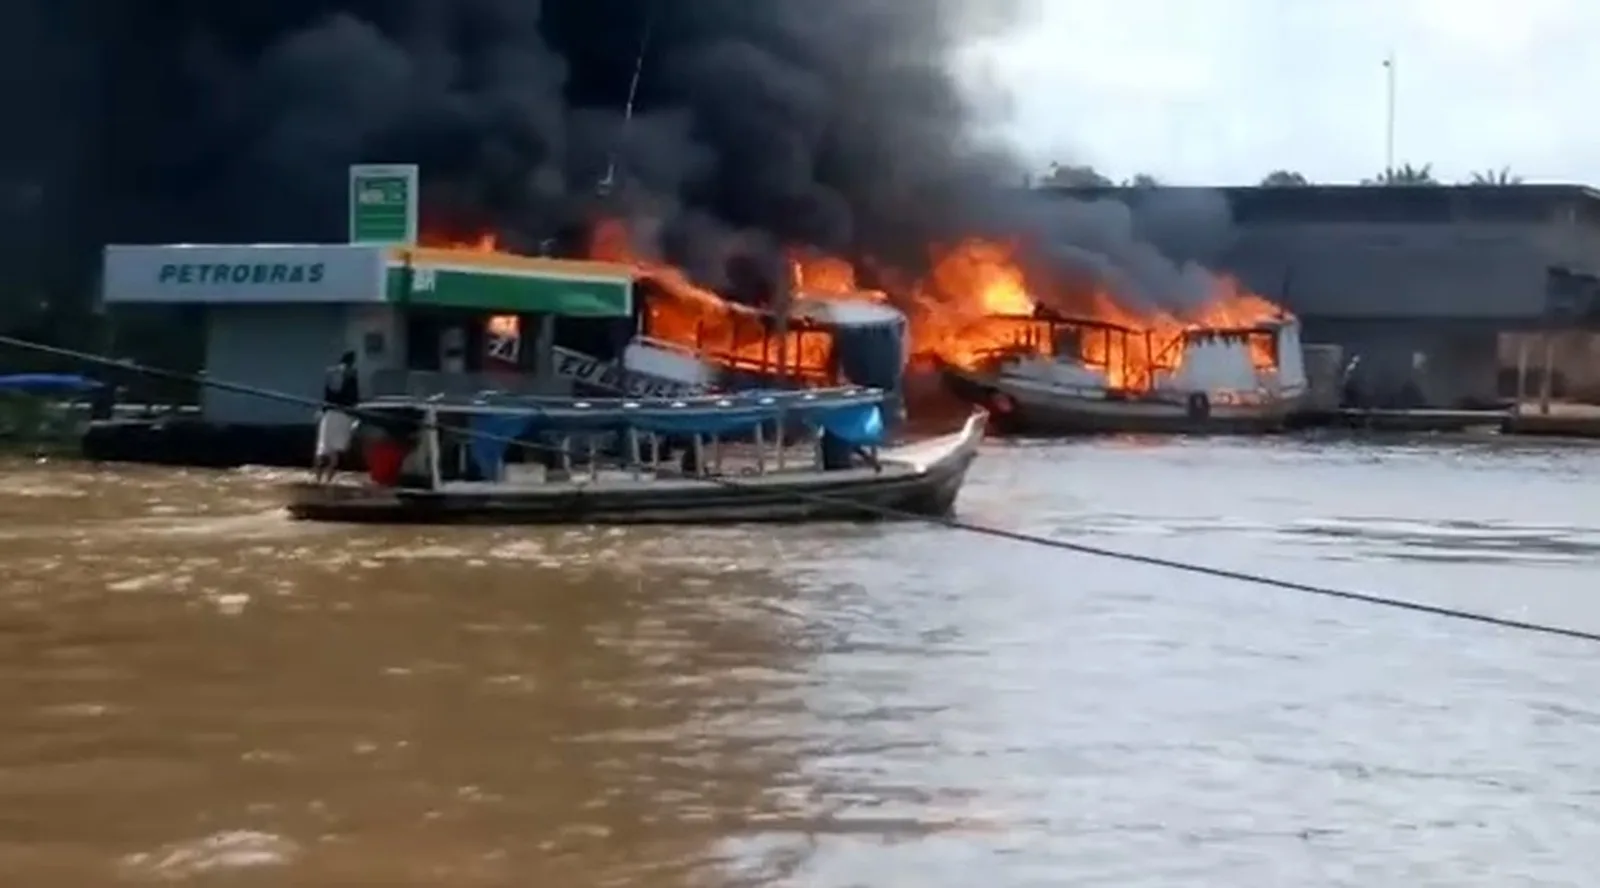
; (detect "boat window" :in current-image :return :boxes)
[1051,325,1081,357]
[1255,331,1279,368]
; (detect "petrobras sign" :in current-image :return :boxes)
[101,244,387,304]
[158,261,325,286]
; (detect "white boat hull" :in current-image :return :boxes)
[943,366,1298,436]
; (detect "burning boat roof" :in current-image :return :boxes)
[790,296,904,328]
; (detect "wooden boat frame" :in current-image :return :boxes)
[939,311,1302,436]
[286,387,986,525]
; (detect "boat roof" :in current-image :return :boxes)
[361,385,888,441]
[991,310,1290,337]
[790,298,905,328]
[361,385,885,418]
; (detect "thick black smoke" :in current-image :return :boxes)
[12,3,1023,285]
[1018,187,1240,316]
[4,0,1243,335]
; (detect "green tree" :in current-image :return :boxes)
[1466,166,1523,185]
[1039,163,1113,187]
[1259,170,1309,186]
[1361,163,1438,185]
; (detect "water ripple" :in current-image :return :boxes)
[2,441,1600,886]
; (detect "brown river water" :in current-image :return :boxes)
[2,436,1599,886]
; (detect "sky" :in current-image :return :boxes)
[970,0,1595,186]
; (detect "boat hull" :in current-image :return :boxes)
[941,365,1295,436]
[284,413,985,526]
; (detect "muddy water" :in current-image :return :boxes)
[2,437,1600,886]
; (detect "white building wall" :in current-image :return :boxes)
[201,304,351,425]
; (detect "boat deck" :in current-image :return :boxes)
[318,428,959,498]
[434,460,915,497]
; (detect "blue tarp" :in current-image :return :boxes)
[453,389,887,477]
[520,401,887,444]
[811,402,884,446]
[0,373,103,393]
[615,403,884,444]
[468,413,535,480]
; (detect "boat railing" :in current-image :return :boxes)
[711,351,836,386]
[650,315,841,385]
[627,336,836,387]
[360,387,889,488]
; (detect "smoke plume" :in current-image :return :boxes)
[5,0,1242,326]
[1016,187,1240,315]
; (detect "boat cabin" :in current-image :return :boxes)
[968,312,1308,400]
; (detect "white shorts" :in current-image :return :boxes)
[315,411,356,457]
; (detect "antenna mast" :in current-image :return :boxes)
[598,0,661,195]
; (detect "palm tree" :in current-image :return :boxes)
[1040,163,1113,188]
[1361,163,1438,185]
[1467,167,1523,185]
[1259,170,1310,187]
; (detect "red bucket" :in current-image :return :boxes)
[364,438,406,486]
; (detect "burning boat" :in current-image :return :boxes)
[397,219,1301,439]
[392,223,910,422]
[937,310,1308,435]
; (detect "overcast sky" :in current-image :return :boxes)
[971,0,1590,186]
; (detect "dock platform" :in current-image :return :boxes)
[1503,402,1600,438]
[1291,408,1509,434]
[1292,402,1600,439]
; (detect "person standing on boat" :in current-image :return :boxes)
[313,351,361,484]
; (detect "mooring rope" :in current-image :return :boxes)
[4,331,1597,645]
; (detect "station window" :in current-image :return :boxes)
[486,315,521,363]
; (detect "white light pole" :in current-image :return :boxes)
[1383,53,1397,176]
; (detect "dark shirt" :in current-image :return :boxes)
[324,365,359,408]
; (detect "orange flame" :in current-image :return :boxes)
[886,239,1286,392]
[418,219,1289,398]
[589,219,837,382]
[423,230,499,252]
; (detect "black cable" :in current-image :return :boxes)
[5,331,1599,645]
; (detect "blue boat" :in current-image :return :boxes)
[0,374,103,394]
[284,386,985,525]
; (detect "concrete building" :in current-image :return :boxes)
[1044,183,1600,407]
[100,243,637,426]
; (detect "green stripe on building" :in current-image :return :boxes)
[384,264,633,317]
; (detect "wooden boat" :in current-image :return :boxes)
[940,314,1308,436]
[285,387,984,525]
